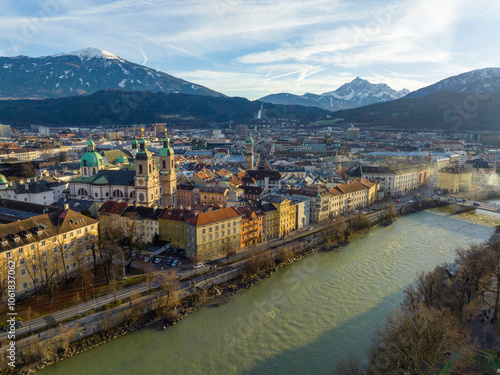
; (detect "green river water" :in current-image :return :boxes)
[39,206,500,375]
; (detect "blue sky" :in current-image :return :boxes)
[1,0,500,99]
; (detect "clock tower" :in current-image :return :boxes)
[134,133,159,207]
[159,129,176,208]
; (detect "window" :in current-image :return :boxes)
[21,268,26,276]
[54,258,58,264]
[71,250,76,257]
[87,255,91,262]
[33,265,37,272]
[70,240,75,247]
[63,234,67,240]
[52,237,57,243]
[85,235,89,242]
[18,248,24,255]
[77,229,82,235]
[72,262,77,269]
[43,260,48,268]
[31,254,36,261]
[41,240,46,247]
[53,247,58,254]
[22,282,28,290]
[64,253,69,260]
[5,251,11,258]
[66,265,70,271]
[70,231,74,237]
[20,258,25,265]
[42,251,47,258]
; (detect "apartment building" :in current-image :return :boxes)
[184,207,242,261]
[437,167,472,193]
[0,209,99,294]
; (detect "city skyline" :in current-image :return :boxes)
[1,0,500,99]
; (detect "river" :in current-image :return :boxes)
[39,207,500,375]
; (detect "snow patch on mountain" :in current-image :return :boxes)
[52,47,123,62]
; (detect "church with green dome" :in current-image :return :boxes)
[69,132,176,208]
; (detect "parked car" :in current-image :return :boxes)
[473,202,481,206]
[307,227,313,231]
[154,258,161,264]
[171,260,179,267]
[143,257,150,263]
[193,262,204,269]
[14,320,23,328]
[165,259,173,266]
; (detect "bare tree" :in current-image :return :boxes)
[156,271,179,311]
[36,244,59,304]
[480,236,500,320]
[120,212,145,271]
[97,222,123,285]
[367,304,473,374]
[75,253,94,302]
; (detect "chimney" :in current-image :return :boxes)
[64,203,69,211]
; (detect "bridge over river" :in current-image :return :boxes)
[435,197,500,213]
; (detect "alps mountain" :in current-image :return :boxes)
[259,77,408,111]
[0,47,223,99]
[405,67,500,99]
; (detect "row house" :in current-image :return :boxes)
[236,206,265,247]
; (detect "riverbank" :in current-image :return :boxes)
[1,200,444,375]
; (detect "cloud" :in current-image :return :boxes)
[0,0,499,97]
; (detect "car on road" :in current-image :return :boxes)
[307,227,313,231]
[154,258,161,264]
[143,257,150,263]
[396,199,400,202]
[193,262,204,269]
[171,260,179,267]
[473,202,481,207]
[165,259,173,266]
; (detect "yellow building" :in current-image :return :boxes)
[158,209,194,250]
[437,167,472,193]
[256,202,279,241]
[0,209,99,295]
[184,207,242,261]
[268,196,297,238]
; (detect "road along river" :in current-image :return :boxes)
[39,207,500,375]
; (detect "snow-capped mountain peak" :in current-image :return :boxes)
[52,47,123,62]
[259,77,408,111]
[0,48,223,99]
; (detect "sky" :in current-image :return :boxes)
[1,0,500,99]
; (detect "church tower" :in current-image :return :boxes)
[134,132,159,207]
[159,129,176,208]
[245,131,254,170]
[131,138,138,159]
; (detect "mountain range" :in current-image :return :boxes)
[328,67,500,131]
[404,67,500,98]
[0,47,222,99]
[259,77,409,111]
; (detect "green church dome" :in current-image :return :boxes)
[245,131,254,144]
[160,133,174,157]
[80,140,104,168]
[131,139,138,149]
